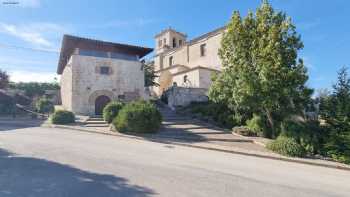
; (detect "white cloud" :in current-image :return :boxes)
[9,70,59,82]
[0,56,56,67]
[0,22,69,49]
[0,23,52,47]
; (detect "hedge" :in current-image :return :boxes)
[103,101,124,123]
[113,100,162,133]
[267,136,306,157]
[51,110,75,125]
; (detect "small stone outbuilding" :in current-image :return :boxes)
[57,35,153,116]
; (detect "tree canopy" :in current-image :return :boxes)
[143,61,159,87]
[319,66,350,164]
[209,1,312,137]
[9,82,60,98]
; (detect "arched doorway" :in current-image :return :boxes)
[95,95,111,115]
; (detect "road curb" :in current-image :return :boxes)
[42,124,350,172]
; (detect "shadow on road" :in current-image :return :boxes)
[0,149,155,197]
[0,119,45,131]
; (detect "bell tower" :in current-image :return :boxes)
[154,27,187,55]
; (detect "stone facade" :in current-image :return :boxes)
[60,53,146,115]
[58,35,152,116]
[152,27,225,96]
[164,87,208,110]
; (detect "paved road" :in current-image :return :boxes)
[0,126,350,197]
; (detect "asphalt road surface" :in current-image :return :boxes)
[0,125,349,197]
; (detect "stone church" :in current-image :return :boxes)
[57,35,152,116]
[152,27,225,96]
[57,26,225,115]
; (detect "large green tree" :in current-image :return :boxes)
[209,1,312,137]
[143,61,159,87]
[319,67,350,163]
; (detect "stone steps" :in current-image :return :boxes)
[85,124,109,128]
[84,117,109,128]
[85,120,107,124]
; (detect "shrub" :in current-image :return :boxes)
[323,119,350,164]
[113,100,162,133]
[246,114,267,137]
[0,103,14,115]
[280,119,325,155]
[36,98,54,114]
[103,101,124,123]
[232,126,256,136]
[267,136,306,157]
[51,110,75,125]
[186,101,238,128]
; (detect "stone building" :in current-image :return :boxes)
[152,27,225,96]
[57,35,152,116]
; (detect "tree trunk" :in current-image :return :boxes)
[264,108,275,138]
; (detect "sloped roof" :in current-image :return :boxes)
[57,35,153,74]
[155,27,187,38]
[188,26,226,44]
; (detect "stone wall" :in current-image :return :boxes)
[61,54,146,115]
[165,87,208,109]
[152,28,224,96]
[187,33,223,70]
[60,60,73,111]
[155,30,224,72]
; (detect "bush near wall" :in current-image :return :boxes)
[103,101,124,123]
[51,110,75,125]
[36,97,54,114]
[183,101,238,129]
[113,100,162,133]
[246,114,268,137]
[267,136,306,157]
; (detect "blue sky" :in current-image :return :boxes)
[0,0,348,91]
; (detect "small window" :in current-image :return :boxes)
[163,38,167,45]
[100,66,110,75]
[183,75,188,83]
[158,39,162,47]
[169,56,173,66]
[172,38,177,48]
[179,40,183,46]
[200,44,207,57]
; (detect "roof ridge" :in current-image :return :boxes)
[63,34,152,50]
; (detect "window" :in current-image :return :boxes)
[200,44,207,57]
[158,39,162,47]
[169,56,173,66]
[100,66,110,75]
[172,38,177,48]
[163,38,167,45]
[179,40,183,46]
[183,75,188,83]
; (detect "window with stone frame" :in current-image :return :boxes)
[158,39,162,47]
[172,38,177,48]
[100,66,110,75]
[200,43,207,57]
